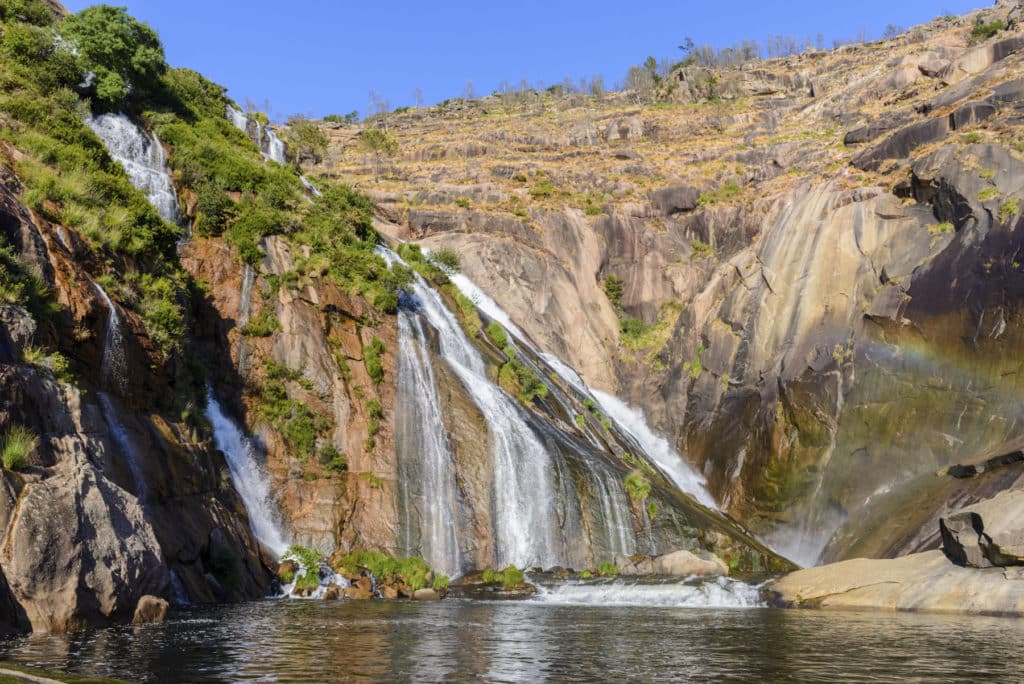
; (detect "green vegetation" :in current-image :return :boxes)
[364,337,386,384]
[333,551,448,592]
[0,239,57,319]
[585,203,603,216]
[498,356,550,404]
[280,115,328,163]
[258,361,324,459]
[690,239,715,259]
[979,168,996,180]
[21,345,72,383]
[454,196,470,209]
[575,414,586,429]
[978,187,1001,203]
[429,247,460,273]
[683,343,705,379]
[624,470,651,501]
[619,316,649,344]
[481,565,525,589]
[318,444,348,473]
[529,179,557,198]
[604,274,623,309]
[240,308,280,337]
[486,321,509,349]
[969,16,1005,44]
[583,398,597,411]
[365,399,383,452]
[1,424,36,470]
[580,569,593,579]
[284,544,324,591]
[697,181,741,206]
[358,128,398,180]
[960,132,982,145]
[1000,198,1020,223]
[61,5,166,110]
[646,501,658,519]
[597,561,619,577]
[441,282,483,337]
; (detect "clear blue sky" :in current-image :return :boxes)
[62,1,985,121]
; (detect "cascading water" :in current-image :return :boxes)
[86,113,179,224]
[593,390,718,510]
[589,464,636,557]
[236,263,256,376]
[226,105,250,133]
[395,311,462,576]
[97,391,147,503]
[381,247,564,570]
[531,576,765,608]
[301,176,322,197]
[93,283,125,393]
[261,127,286,164]
[446,264,718,511]
[205,390,290,555]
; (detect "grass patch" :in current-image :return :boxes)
[978,187,1001,203]
[624,470,651,501]
[240,308,280,337]
[928,222,954,235]
[364,337,386,384]
[597,561,619,577]
[1000,198,1020,222]
[333,550,448,592]
[697,181,741,206]
[481,565,525,589]
[1,424,37,470]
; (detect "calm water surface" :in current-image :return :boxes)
[0,598,1019,682]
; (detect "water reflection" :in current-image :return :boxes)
[0,599,1020,682]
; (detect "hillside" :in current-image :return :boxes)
[303,0,1024,565]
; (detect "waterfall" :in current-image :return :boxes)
[381,247,564,569]
[227,105,250,133]
[445,264,718,511]
[237,263,256,376]
[206,390,290,555]
[261,127,286,164]
[97,392,147,502]
[301,176,322,197]
[395,311,462,576]
[93,283,125,393]
[589,464,636,557]
[531,576,764,608]
[86,113,179,224]
[593,390,718,510]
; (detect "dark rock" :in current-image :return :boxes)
[0,306,34,364]
[940,491,1024,568]
[950,101,996,130]
[843,112,912,146]
[852,117,950,170]
[940,512,989,567]
[650,185,700,215]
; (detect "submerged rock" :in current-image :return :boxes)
[132,596,169,625]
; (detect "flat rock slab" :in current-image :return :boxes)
[769,550,1024,616]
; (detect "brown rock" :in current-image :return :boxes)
[413,588,441,601]
[380,585,399,600]
[322,584,341,600]
[132,596,169,625]
[276,560,298,584]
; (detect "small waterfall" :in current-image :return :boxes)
[93,283,125,392]
[395,311,462,576]
[531,576,765,608]
[226,105,250,133]
[206,390,289,555]
[261,127,286,164]
[86,113,179,224]
[590,464,636,557]
[97,391,147,502]
[300,176,322,197]
[237,263,256,376]
[593,390,718,510]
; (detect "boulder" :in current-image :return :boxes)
[342,586,373,600]
[653,550,729,577]
[413,588,441,601]
[132,596,169,625]
[322,584,341,601]
[940,490,1024,568]
[616,554,655,576]
[276,560,298,585]
[380,585,399,600]
[0,306,34,363]
[604,117,644,142]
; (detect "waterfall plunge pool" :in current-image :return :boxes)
[0,597,1018,682]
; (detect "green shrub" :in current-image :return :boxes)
[1000,198,1020,222]
[284,544,324,590]
[697,181,741,206]
[365,399,383,419]
[430,248,460,273]
[647,501,658,519]
[364,337,386,384]
[604,274,623,309]
[583,398,597,411]
[580,570,593,579]
[969,16,1005,44]
[333,551,443,592]
[481,565,525,589]
[585,203,603,216]
[454,197,470,209]
[499,356,549,404]
[575,415,586,429]
[258,362,325,459]
[690,239,715,258]
[319,444,348,473]
[529,180,556,198]
[597,561,619,577]
[486,321,509,349]
[979,187,1001,203]
[624,470,651,501]
[1,425,37,470]
[241,308,281,337]
[61,5,168,109]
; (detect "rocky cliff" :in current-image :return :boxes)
[308,0,1024,566]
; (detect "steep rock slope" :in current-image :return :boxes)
[310,1,1024,564]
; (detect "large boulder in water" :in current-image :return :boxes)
[653,550,729,577]
[132,596,169,625]
[0,454,169,632]
[940,490,1024,568]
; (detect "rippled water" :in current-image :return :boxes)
[0,596,1020,683]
